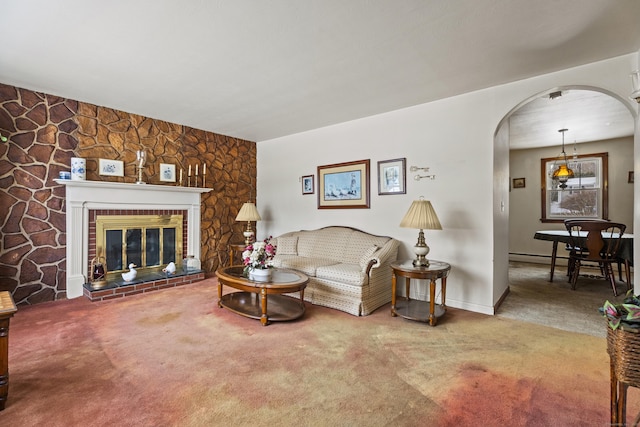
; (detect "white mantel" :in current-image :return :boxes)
[55,179,212,298]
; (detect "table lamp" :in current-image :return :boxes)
[235,202,262,246]
[399,197,442,267]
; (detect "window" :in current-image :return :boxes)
[540,152,608,222]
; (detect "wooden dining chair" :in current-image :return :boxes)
[565,220,630,296]
[562,219,610,280]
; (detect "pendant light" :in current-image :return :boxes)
[551,128,574,189]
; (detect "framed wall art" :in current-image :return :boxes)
[317,159,370,209]
[160,163,176,182]
[512,177,526,189]
[98,159,124,177]
[302,175,314,195]
[377,158,406,195]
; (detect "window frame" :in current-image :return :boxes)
[539,152,608,223]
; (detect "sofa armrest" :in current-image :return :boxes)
[363,259,378,275]
[363,239,399,273]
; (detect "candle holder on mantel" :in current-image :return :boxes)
[136,149,147,184]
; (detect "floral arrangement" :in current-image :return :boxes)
[600,291,640,330]
[242,236,276,275]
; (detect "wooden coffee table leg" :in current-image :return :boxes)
[260,287,269,326]
[217,281,223,308]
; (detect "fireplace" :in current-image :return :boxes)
[56,179,211,299]
[91,212,185,276]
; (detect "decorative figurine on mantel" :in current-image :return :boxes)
[122,263,137,282]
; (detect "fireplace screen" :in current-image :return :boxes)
[96,215,183,275]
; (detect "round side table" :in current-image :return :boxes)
[228,243,247,266]
[390,260,451,326]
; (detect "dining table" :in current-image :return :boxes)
[533,230,634,282]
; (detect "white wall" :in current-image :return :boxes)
[257,53,639,315]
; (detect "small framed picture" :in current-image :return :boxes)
[160,163,176,182]
[302,175,314,195]
[378,158,406,195]
[98,159,124,177]
[512,177,526,189]
[629,171,634,184]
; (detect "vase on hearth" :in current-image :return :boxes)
[183,255,201,273]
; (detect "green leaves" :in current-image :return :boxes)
[601,291,640,330]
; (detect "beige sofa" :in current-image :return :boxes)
[271,226,399,316]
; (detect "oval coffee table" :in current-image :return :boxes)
[215,266,309,326]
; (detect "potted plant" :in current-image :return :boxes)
[242,236,277,282]
[601,291,640,331]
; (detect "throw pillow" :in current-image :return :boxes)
[359,245,379,270]
[277,236,299,255]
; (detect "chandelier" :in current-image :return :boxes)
[551,128,574,189]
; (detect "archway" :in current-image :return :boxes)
[494,85,637,306]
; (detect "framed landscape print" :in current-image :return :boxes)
[377,158,406,195]
[317,159,370,209]
[512,177,525,189]
[302,175,314,194]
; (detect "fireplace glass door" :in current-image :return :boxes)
[97,215,183,275]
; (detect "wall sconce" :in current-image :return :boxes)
[410,166,436,181]
[631,70,640,103]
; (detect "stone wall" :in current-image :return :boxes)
[0,83,256,305]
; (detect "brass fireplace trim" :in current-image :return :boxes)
[95,214,183,277]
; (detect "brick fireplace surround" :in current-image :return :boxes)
[56,179,211,301]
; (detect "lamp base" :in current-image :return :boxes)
[243,230,254,247]
[412,256,430,267]
[412,230,430,267]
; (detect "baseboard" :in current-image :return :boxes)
[493,286,510,314]
[446,298,495,316]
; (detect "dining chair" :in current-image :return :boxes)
[562,219,609,280]
[564,220,630,296]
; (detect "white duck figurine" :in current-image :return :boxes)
[162,262,176,275]
[122,263,137,282]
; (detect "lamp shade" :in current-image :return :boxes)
[551,164,574,181]
[399,199,442,230]
[235,202,262,222]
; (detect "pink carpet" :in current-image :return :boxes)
[2,278,636,426]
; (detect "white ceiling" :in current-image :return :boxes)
[1,0,639,145]
[509,89,635,150]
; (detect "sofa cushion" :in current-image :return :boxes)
[296,228,349,261]
[273,255,338,277]
[359,245,379,270]
[316,263,367,287]
[277,236,298,255]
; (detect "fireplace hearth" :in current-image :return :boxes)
[83,267,205,302]
[56,179,211,299]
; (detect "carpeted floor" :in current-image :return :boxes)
[498,261,632,337]
[2,268,637,426]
